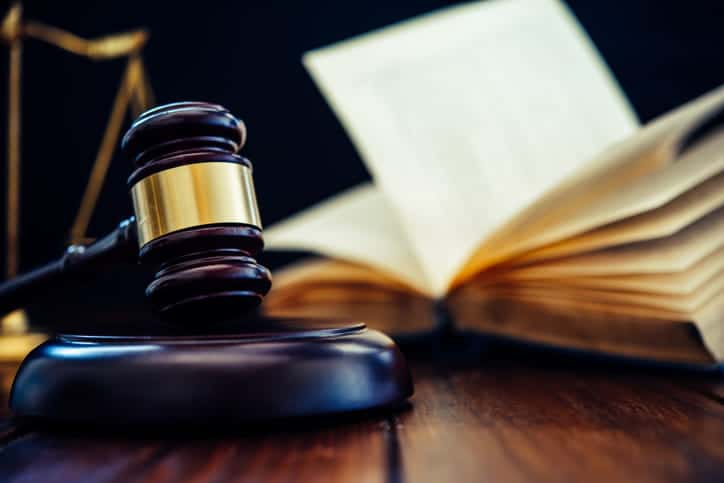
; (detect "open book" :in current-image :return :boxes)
[263,0,724,367]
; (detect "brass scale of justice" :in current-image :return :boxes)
[0,4,412,426]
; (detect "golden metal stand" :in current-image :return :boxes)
[0,3,156,373]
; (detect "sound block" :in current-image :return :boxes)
[9,317,413,427]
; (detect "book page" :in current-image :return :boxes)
[515,169,724,263]
[264,183,432,294]
[491,271,724,313]
[456,86,724,284]
[304,0,637,296]
[263,258,437,334]
[268,258,425,295]
[446,291,716,365]
[504,205,724,278]
[498,245,724,295]
[693,294,724,361]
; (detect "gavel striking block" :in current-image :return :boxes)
[7,102,413,427]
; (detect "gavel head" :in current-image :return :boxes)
[122,102,272,320]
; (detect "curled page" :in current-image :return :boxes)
[265,183,431,294]
[304,0,637,295]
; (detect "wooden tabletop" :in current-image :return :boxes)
[1,357,723,483]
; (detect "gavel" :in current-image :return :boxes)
[6,102,413,427]
[0,102,272,319]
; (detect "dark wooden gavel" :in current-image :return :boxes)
[7,102,413,427]
[0,102,272,319]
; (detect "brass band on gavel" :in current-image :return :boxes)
[130,162,262,247]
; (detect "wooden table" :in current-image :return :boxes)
[1,357,722,483]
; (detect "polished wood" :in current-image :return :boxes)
[124,101,271,318]
[1,357,722,483]
[122,101,246,169]
[0,102,272,318]
[0,218,137,315]
[5,102,412,427]
[142,227,269,320]
[9,317,413,426]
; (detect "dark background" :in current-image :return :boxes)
[1,0,723,325]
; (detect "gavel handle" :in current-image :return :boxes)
[0,217,138,315]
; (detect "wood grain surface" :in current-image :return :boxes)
[0,358,722,483]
